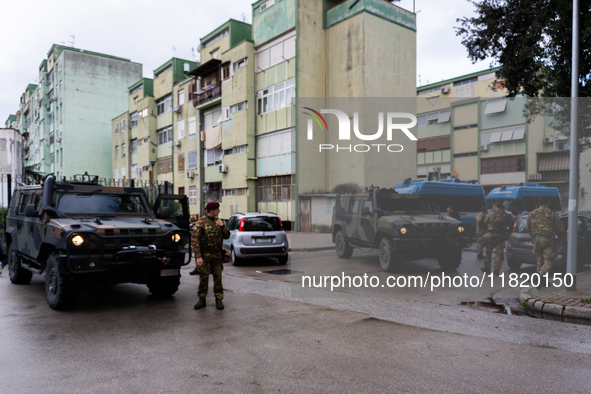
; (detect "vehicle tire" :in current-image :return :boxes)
[147,275,180,297]
[507,259,523,270]
[277,255,288,265]
[45,252,79,310]
[8,245,33,285]
[437,249,462,271]
[335,231,353,259]
[231,247,244,266]
[378,237,397,273]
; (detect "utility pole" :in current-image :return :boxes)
[566,0,579,290]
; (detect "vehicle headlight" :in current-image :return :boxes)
[71,235,84,246]
[458,226,465,233]
[400,227,408,235]
[172,233,181,243]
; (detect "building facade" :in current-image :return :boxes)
[0,128,24,207]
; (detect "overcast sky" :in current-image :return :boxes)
[0,0,493,122]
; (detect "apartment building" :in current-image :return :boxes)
[15,45,142,182]
[415,67,591,212]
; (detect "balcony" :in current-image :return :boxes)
[194,82,222,107]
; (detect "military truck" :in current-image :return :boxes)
[0,173,191,310]
[331,187,472,272]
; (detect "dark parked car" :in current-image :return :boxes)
[506,213,591,270]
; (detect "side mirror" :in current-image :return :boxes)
[158,207,170,219]
[25,204,38,218]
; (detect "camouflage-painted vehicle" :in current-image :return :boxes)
[332,187,472,272]
[0,174,191,310]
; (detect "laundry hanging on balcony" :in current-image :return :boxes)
[204,125,222,149]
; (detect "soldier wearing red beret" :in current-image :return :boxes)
[191,201,230,310]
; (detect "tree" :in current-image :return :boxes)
[456,0,591,149]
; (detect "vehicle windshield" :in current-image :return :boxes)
[57,193,148,214]
[486,198,513,210]
[378,197,434,213]
[244,217,282,231]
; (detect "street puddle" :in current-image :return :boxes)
[460,300,521,316]
[263,269,302,276]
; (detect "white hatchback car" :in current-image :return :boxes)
[223,212,289,265]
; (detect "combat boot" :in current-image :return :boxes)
[189,268,199,276]
[476,255,484,260]
[194,298,206,310]
[215,298,224,310]
[493,270,500,276]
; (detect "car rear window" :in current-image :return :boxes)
[244,217,281,231]
[516,217,528,233]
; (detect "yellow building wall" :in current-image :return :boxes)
[154,67,173,99]
[453,156,478,180]
[453,128,478,153]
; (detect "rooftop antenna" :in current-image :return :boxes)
[68,35,75,48]
[191,47,196,59]
[241,13,247,22]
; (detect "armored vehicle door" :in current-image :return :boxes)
[14,189,42,258]
[153,194,190,231]
[359,197,376,244]
[346,196,363,242]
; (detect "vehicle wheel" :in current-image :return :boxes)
[437,250,462,271]
[378,237,397,273]
[8,245,33,285]
[45,252,79,310]
[335,231,353,259]
[231,248,244,266]
[277,255,288,265]
[507,259,523,270]
[147,275,180,297]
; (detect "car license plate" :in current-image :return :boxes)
[254,238,273,243]
[160,269,179,277]
[522,241,532,247]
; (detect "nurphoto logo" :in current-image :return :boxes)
[303,107,417,153]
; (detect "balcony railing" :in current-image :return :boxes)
[193,82,222,107]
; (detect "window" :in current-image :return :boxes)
[453,77,477,86]
[130,84,142,94]
[188,116,197,135]
[480,155,525,174]
[484,98,508,115]
[222,107,231,121]
[258,175,295,202]
[122,143,126,157]
[223,145,246,156]
[556,140,570,150]
[49,133,54,145]
[157,156,172,174]
[156,95,172,115]
[178,154,185,172]
[257,79,295,115]
[203,108,222,130]
[121,119,126,132]
[178,187,185,196]
[210,49,219,59]
[115,122,119,134]
[418,110,451,127]
[256,130,293,158]
[188,151,197,170]
[131,112,139,128]
[206,148,223,166]
[131,139,138,153]
[231,102,246,114]
[47,71,53,85]
[233,58,246,70]
[189,186,197,204]
[222,63,231,80]
[157,127,173,145]
[178,89,185,106]
[50,153,54,164]
[453,151,478,158]
[115,146,119,159]
[203,29,228,48]
[177,120,185,139]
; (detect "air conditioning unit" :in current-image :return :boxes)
[528,173,542,181]
[173,139,181,146]
[186,171,195,179]
[543,137,554,144]
[441,86,450,94]
[173,105,182,113]
[218,164,228,173]
[479,144,488,151]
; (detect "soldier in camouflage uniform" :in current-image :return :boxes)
[476,206,488,260]
[191,202,230,310]
[526,195,563,278]
[482,201,510,275]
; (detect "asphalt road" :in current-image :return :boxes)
[1,250,591,393]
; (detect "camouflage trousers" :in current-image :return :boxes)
[483,233,506,271]
[197,252,224,300]
[532,237,557,275]
[476,233,485,256]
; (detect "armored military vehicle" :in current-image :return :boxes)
[331,186,472,272]
[0,173,191,310]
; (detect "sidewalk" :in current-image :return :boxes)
[286,231,334,252]
[518,270,591,320]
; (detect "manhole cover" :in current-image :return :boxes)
[263,269,302,275]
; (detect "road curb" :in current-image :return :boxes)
[289,246,334,252]
[518,289,591,320]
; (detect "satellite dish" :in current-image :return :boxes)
[451,170,458,177]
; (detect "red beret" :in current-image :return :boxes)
[206,202,220,210]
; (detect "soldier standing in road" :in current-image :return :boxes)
[447,206,461,221]
[482,201,510,275]
[526,195,563,281]
[476,206,488,260]
[191,202,230,310]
